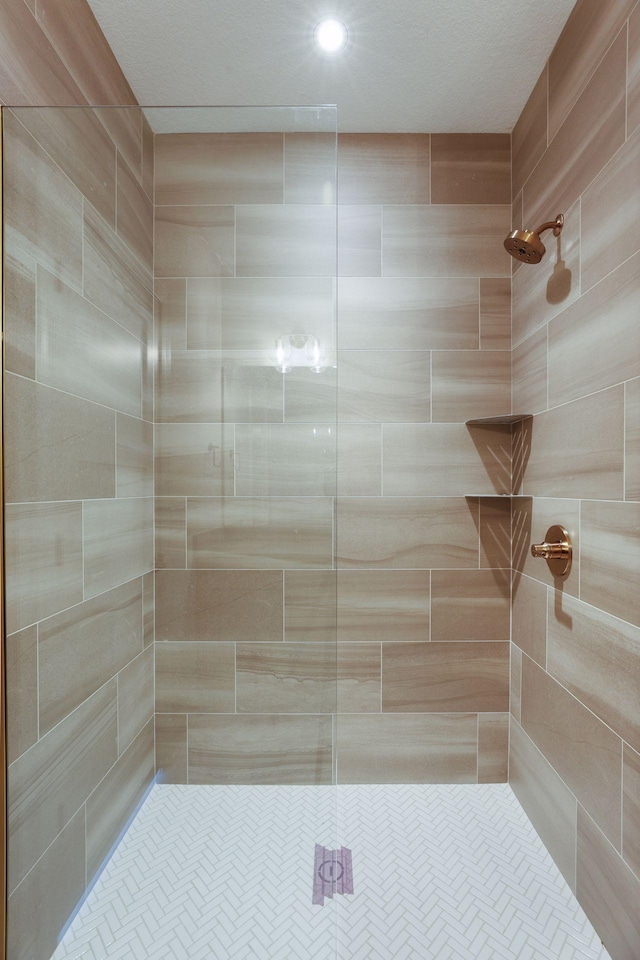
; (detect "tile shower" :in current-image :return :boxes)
[0,0,639,958]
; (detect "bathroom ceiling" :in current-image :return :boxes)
[87,0,577,133]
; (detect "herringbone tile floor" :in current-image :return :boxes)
[52,784,610,960]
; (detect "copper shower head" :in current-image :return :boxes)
[504,213,564,264]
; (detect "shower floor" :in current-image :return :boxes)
[53,783,609,960]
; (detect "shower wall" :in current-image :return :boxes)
[153,131,515,785]
[509,0,640,956]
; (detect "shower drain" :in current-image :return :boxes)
[312,844,354,905]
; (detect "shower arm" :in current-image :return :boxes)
[533,214,564,238]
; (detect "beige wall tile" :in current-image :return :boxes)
[511,190,523,277]
[39,579,142,736]
[5,374,115,503]
[626,377,640,500]
[4,242,36,379]
[94,107,143,187]
[338,643,381,713]
[188,714,333,785]
[155,132,283,204]
[582,126,640,293]
[512,67,548,199]
[338,351,430,422]
[155,498,186,569]
[83,498,153,599]
[36,266,142,418]
[511,496,580,597]
[85,720,154,881]
[431,351,510,422]
[510,643,522,723]
[623,743,640,878]
[337,713,477,783]
[337,205,381,277]
[5,110,82,291]
[5,501,83,635]
[548,0,635,139]
[521,655,622,848]
[479,498,512,569]
[156,641,235,713]
[548,593,640,752]
[284,571,336,642]
[548,251,640,407]
[512,326,547,416]
[431,134,510,204]
[187,497,333,569]
[8,680,117,892]
[117,645,154,754]
[7,808,85,960]
[509,719,577,888]
[236,423,336,496]
[523,387,624,499]
[116,152,153,271]
[237,204,335,277]
[338,570,429,642]
[338,277,479,351]
[236,643,336,714]
[155,278,186,350]
[577,806,640,960]
[480,278,510,350]
[337,134,430,204]
[337,497,479,569]
[155,423,233,496]
[383,205,511,278]
[156,570,283,642]
[284,367,336,424]
[142,572,154,647]
[6,626,37,765]
[511,573,547,666]
[142,115,154,200]
[478,713,509,782]
[284,133,336,204]
[524,29,626,229]
[383,641,509,712]
[155,205,234,278]
[431,570,510,641]
[383,423,511,497]
[338,424,381,496]
[156,714,187,784]
[581,499,640,628]
[116,414,153,498]
[629,2,640,136]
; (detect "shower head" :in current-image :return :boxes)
[504,213,564,264]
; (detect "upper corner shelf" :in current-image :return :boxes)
[465,413,533,426]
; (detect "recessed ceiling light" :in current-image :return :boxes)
[315,18,348,54]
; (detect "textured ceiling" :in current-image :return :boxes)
[87,0,577,133]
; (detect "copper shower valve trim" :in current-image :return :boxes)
[531,525,572,578]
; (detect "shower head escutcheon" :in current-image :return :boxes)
[504,213,564,264]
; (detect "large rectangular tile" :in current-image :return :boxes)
[337,714,477,783]
[511,573,547,666]
[337,497,478,569]
[284,367,336,423]
[524,28,626,229]
[8,680,117,892]
[338,351,430,422]
[284,571,336,642]
[337,205,381,277]
[512,67,548,199]
[521,655,622,848]
[627,377,640,500]
[477,713,509,783]
[630,1,640,136]
[431,570,510,641]
[38,579,142,736]
[337,424,381,496]
[548,593,640,752]
[479,278,510,350]
[431,351,511,422]
[116,152,153,271]
[235,423,336,496]
[187,497,333,569]
[155,423,234,496]
[116,414,153,498]
[188,714,333,785]
[5,502,83,634]
[338,643,381,713]
[283,132,336,204]
[382,205,511,278]
[623,743,640,878]
[512,326,547,415]
[155,132,283,204]
[4,242,36,378]
[156,714,187,784]
[5,373,115,503]
[156,570,283,642]
[156,641,235,713]
[580,499,640,628]
[237,204,335,277]
[6,626,37,765]
[117,645,154,754]
[382,641,509,712]
[83,498,153,599]
[142,573,154,647]
[155,278,186,351]
[509,719,577,889]
[337,134,430,204]
[337,277,479,350]
[236,643,336,713]
[155,498,186,569]
[36,266,142,417]
[337,570,429,642]
[430,134,510,204]
[479,497,512,569]
[155,206,234,277]
[511,496,580,597]
[142,114,154,200]
[85,720,154,881]
[382,423,511,496]
[511,643,522,723]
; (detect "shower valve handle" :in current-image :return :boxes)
[530,525,572,578]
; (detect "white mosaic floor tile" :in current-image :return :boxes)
[52,783,610,960]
